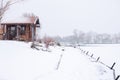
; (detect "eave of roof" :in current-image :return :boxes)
[1,16,39,25]
[1,22,34,25]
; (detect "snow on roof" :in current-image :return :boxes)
[1,16,38,25]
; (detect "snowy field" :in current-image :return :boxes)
[80,44,120,77]
[0,40,115,80]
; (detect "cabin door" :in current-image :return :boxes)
[7,26,17,40]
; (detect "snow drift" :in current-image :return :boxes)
[0,40,114,80]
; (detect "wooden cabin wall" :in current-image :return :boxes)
[0,27,3,39]
[26,24,30,41]
[29,25,32,41]
[20,24,30,41]
[0,24,37,41]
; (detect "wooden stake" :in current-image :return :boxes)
[56,54,63,70]
[111,62,116,70]
[96,57,100,62]
[86,51,88,55]
[91,54,93,58]
[115,75,120,80]
[84,51,85,53]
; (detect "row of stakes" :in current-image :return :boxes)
[79,48,120,80]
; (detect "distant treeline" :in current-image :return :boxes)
[53,30,120,44]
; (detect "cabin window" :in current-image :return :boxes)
[11,26,16,31]
[20,26,26,35]
[10,26,16,38]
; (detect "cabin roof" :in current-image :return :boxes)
[1,16,39,25]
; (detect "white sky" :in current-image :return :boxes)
[3,0,120,37]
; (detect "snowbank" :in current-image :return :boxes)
[0,41,114,80]
[80,44,120,78]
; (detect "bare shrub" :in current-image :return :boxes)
[43,36,54,48]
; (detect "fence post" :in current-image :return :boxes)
[111,62,116,70]
[96,57,100,62]
[83,51,85,53]
[56,54,63,70]
[86,51,88,55]
[81,50,83,52]
[79,48,81,50]
[115,75,120,80]
[91,54,93,58]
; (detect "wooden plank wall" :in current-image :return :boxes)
[0,27,3,39]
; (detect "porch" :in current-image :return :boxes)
[1,23,36,41]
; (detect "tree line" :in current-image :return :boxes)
[53,30,120,44]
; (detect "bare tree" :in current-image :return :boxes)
[43,35,54,48]
[73,29,79,44]
[0,0,24,23]
[23,13,38,22]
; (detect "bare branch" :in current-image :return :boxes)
[8,0,24,7]
[23,13,38,22]
[0,0,24,22]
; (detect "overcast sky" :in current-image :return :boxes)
[4,0,120,37]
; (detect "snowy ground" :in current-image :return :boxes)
[80,44,120,77]
[0,41,114,80]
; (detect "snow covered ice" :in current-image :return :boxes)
[0,41,115,80]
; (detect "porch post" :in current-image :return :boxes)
[16,25,20,40]
[31,24,34,42]
[4,24,7,40]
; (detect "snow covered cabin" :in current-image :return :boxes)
[0,16,40,41]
